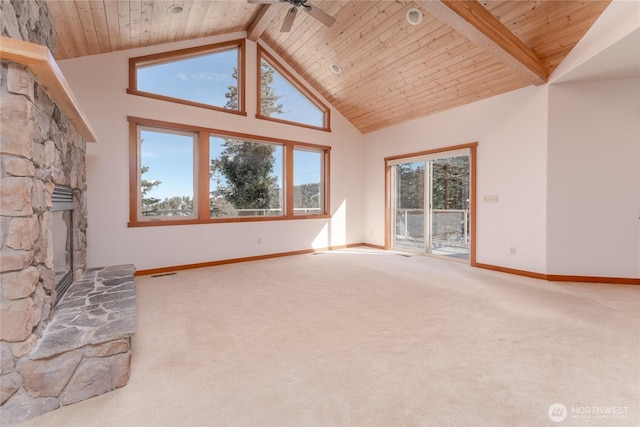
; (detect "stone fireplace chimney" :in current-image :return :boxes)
[1,0,89,420]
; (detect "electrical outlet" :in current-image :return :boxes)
[257,238,262,245]
[509,247,516,255]
[483,195,499,203]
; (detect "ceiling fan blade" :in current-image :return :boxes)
[303,4,336,27]
[247,0,281,4]
[281,7,297,32]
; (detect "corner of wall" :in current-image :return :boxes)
[549,0,640,83]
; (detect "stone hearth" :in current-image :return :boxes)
[1,266,135,424]
[31,265,136,359]
[2,265,136,423]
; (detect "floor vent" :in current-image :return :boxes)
[151,272,177,278]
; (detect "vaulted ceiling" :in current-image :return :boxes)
[44,0,611,133]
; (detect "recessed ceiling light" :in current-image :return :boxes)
[330,64,342,75]
[167,5,184,15]
[406,8,423,25]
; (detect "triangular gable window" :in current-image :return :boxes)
[257,46,330,131]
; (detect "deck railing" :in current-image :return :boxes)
[144,207,323,217]
[396,208,470,248]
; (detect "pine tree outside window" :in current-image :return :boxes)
[210,137,284,218]
[257,46,330,131]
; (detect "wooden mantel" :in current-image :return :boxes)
[0,36,98,142]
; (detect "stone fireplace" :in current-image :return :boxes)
[1,1,134,423]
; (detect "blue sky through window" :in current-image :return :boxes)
[138,51,324,202]
[262,60,324,127]
[294,149,322,187]
[140,129,195,201]
[137,49,237,108]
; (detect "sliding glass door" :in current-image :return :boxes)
[428,155,470,259]
[393,161,425,251]
[391,151,471,260]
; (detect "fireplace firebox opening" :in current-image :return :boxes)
[52,185,74,305]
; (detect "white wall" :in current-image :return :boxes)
[363,85,549,273]
[60,33,365,271]
[547,78,640,277]
[545,0,640,278]
[550,1,640,85]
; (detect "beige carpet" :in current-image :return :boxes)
[17,248,640,426]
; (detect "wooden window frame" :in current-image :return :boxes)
[292,146,329,216]
[256,45,331,132]
[136,125,200,221]
[128,116,331,227]
[128,39,247,116]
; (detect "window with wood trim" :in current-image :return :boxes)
[293,148,326,215]
[129,117,331,226]
[137,126,198,219]
[257,46,330,131]
[128,40,246,115]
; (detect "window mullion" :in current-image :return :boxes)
[285,144,294,218]
[198,131,210,220]
[129,120,140,225]
[324,149,330,215]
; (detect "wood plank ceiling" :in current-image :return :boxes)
[44,0,610,133]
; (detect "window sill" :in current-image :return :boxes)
[255,114,331,132]
[127,89,247,117]
[128,214,331,227]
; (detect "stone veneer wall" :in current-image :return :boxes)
[0,0,88,421]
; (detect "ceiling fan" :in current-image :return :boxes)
[248,0,336,32]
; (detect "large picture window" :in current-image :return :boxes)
[128,40,246,115]
[210,137,284,218]
[129,117,330,226]
[257,46,330,131]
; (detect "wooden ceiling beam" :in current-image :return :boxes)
[247,4,279,42]
[418,0,547,85]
